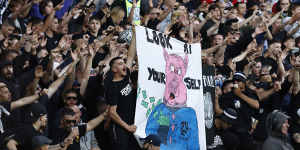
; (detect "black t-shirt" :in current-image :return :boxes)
[12,124,42,150]
[253,79,292,141]
[200,20,215,49]
[106,70,136,125]
[52,124,87,150]
[0,102,11,135]
[46,33,63,51]
[219,89,258,131]
[216,128,240,150]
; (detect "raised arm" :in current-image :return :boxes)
[293,68,300,95]
[234,87,260,109]
[215,87,223,115]
[86,109,107,132]
[128,0,137,25]
[80,45,96,96]
[11,94,40,110]
[47,70,70,99]
[207,21,220,37]
[126,26,136,69]
[63,50,80,92]
[267,9,284,27]
[276,51,287,81]
[40,0,64,32]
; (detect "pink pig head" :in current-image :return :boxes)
[163,48,188,107]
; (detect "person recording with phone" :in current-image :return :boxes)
[218,72,260,150]
[51,107,107,150]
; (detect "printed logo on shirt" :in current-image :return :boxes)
[120,83,132,96]
[259,108,264,114]
[234,100,241,109]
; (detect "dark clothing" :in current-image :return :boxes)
[85,74,105,119]
[219,89,260,150]
[109,123,132,150]
[105,69,136,149]
[224,30,254,64]
[52,124,87,150]
[260,56,278,74]
[146,18,160,30]
[219,89,258,131]
[254,79,292,142]
[200,20,216,49]
[289,118,300,150]
[0,70,34,130]
[46,33,63,51]
[106,70,136,125]
[94,121,111,150]
[21,95,49,124]
[216,128,240,150]
[9,124,42,150]
[0,102,11,136]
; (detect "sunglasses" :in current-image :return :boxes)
[66,96,77,100]
[64,119,77,124]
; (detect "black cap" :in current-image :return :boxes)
[32,136,52,149]
[30,103,47,119]
[218,108,238,125]
[233,72,247,83]
[0,60,12,70]
[141,134,161,147]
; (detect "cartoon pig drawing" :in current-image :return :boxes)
[163,48,188,107]
[146,48,199,150]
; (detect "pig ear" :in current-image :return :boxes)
[184,54,189,69]
[163,48,169,61]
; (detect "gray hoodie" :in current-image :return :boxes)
[262,110,294,150]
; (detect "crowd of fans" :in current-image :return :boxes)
[0,0,299,149]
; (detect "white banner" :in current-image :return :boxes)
[134,26,206,150]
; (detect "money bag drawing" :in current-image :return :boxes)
[146,48,200,150]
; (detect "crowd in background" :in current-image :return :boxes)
[0,0,299,149]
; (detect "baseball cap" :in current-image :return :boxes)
[233,72,247,83]
[218,108,238,125]
[32,136,52,149]
[30,103,47,119]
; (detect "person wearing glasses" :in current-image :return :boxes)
[51,107,107,150]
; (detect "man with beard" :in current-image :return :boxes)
[0,82,43,135]
[4,103,73,150]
